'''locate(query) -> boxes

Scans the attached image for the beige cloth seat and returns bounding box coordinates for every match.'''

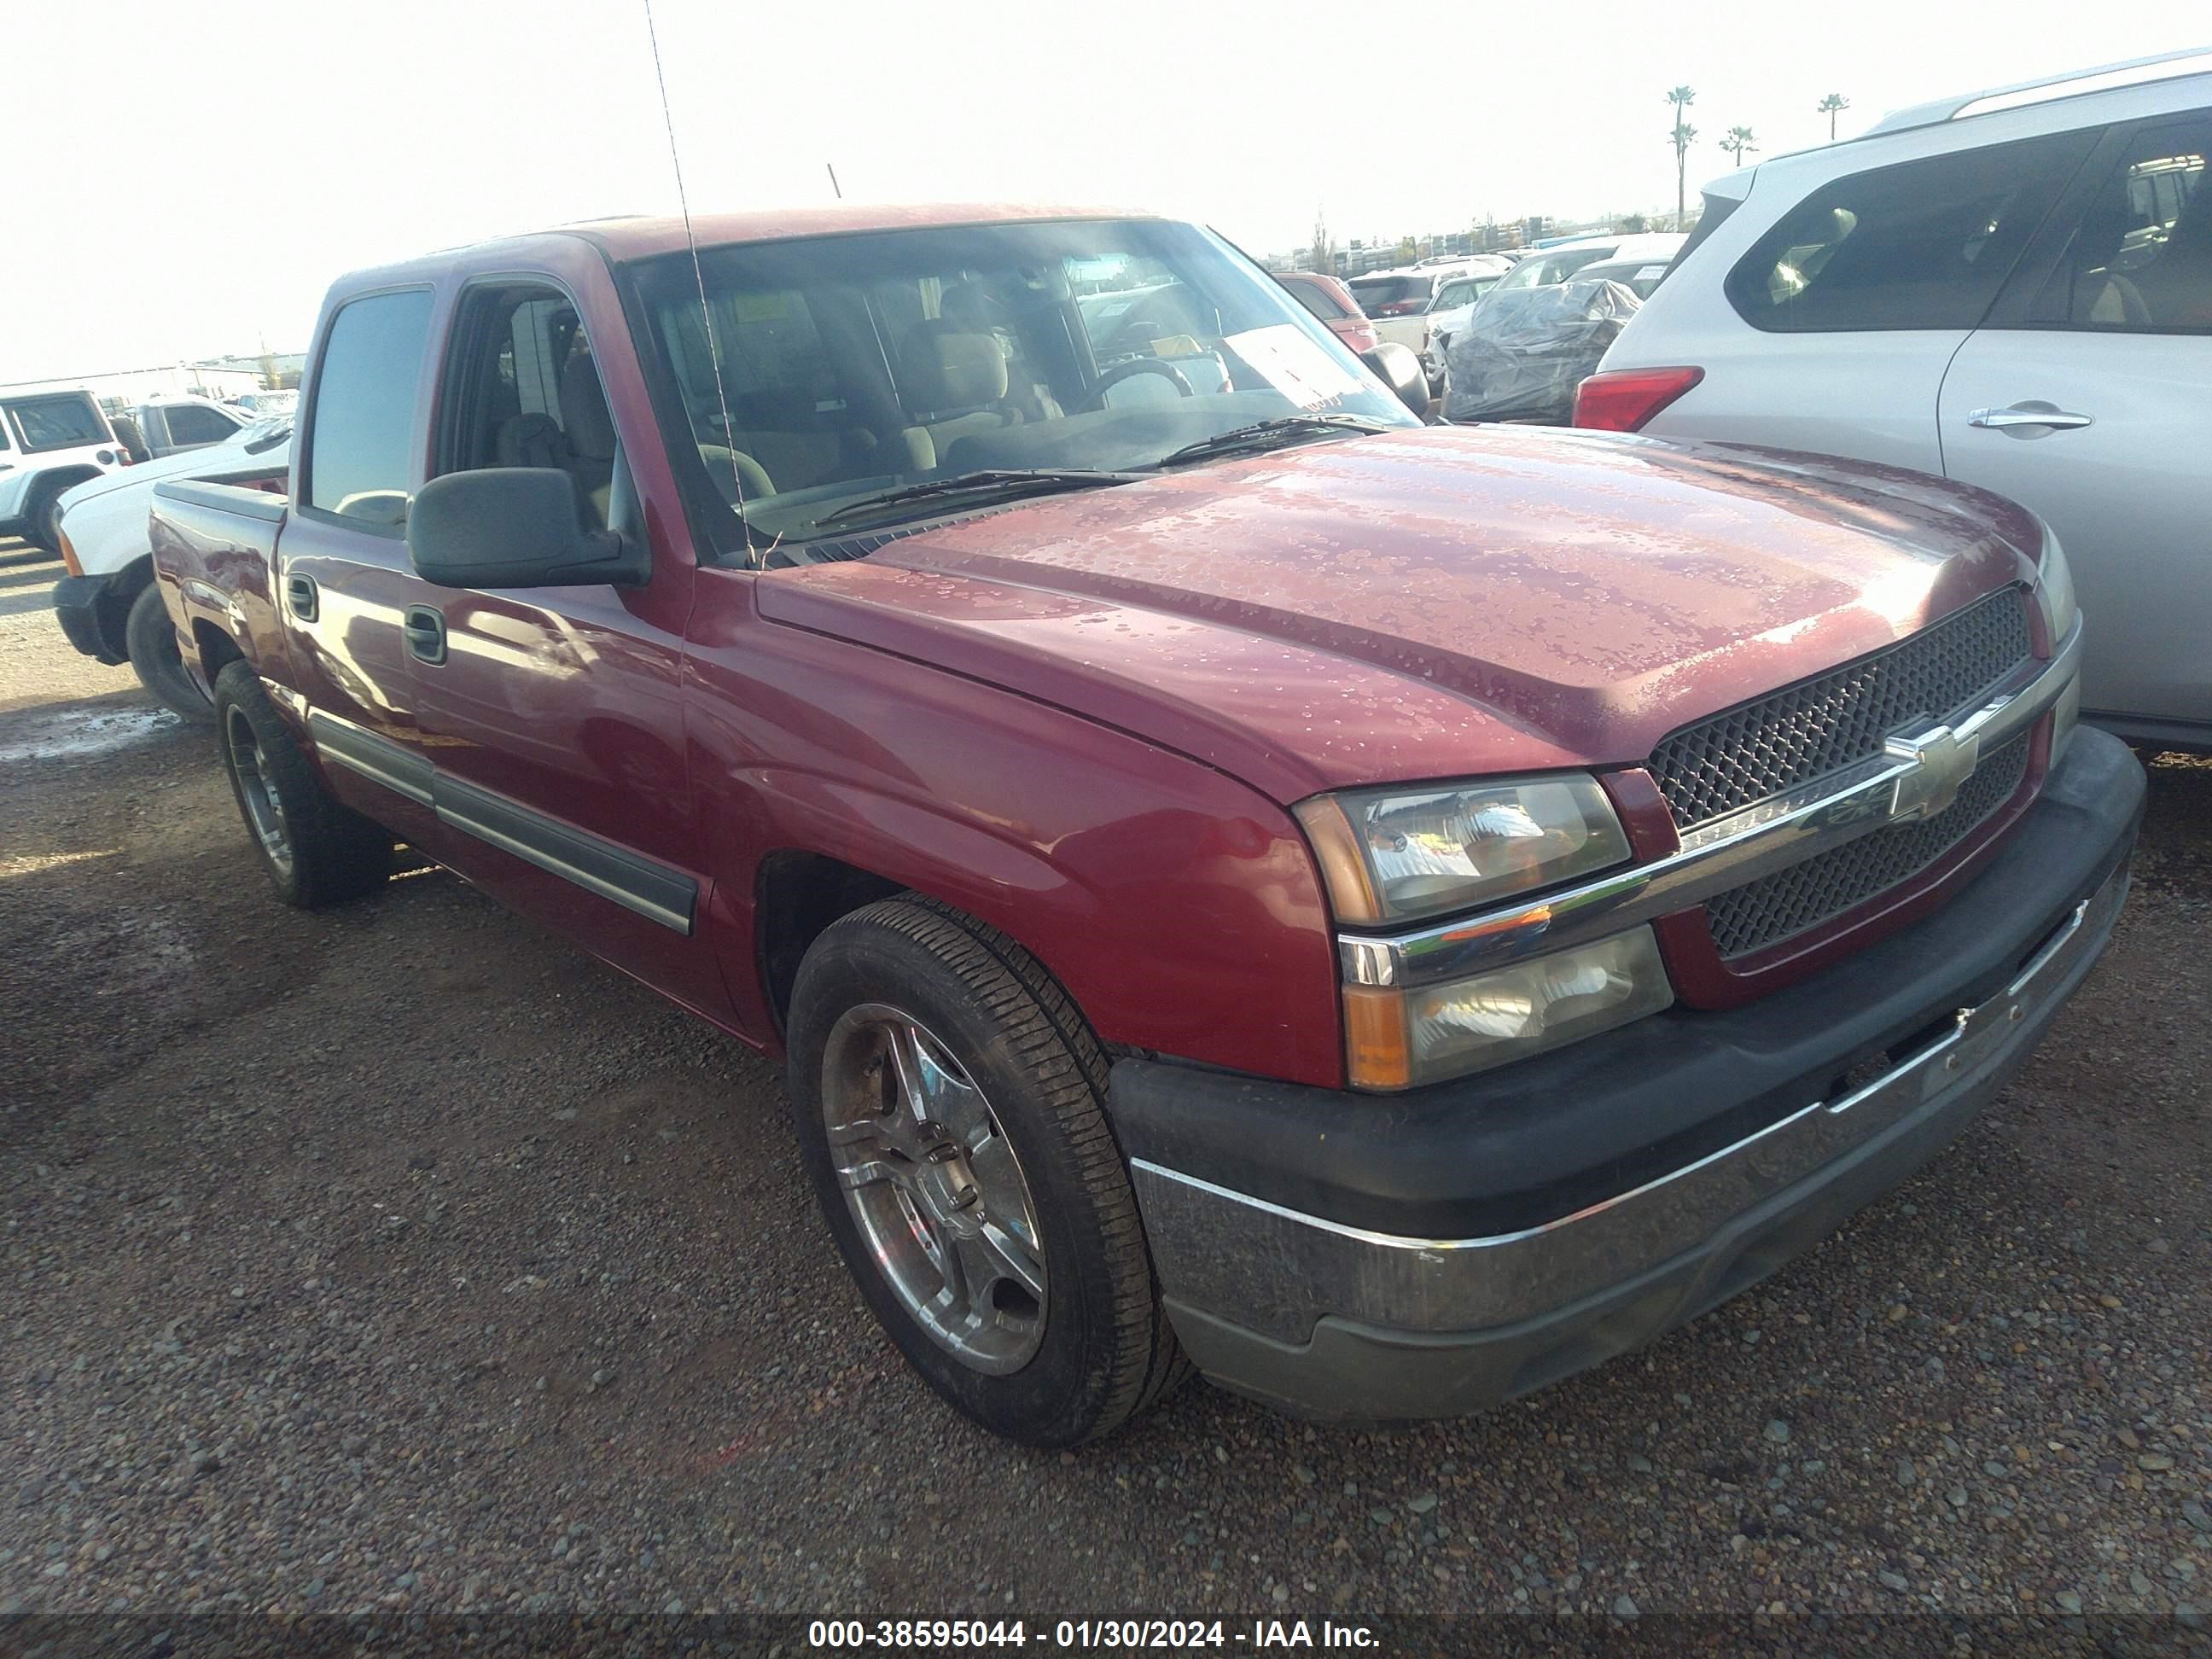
[897,322,1021,471]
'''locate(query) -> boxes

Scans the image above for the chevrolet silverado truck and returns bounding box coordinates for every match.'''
[149,205,2140,1447]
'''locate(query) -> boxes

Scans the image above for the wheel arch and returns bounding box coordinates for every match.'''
[753,849,939,1036]
[192,617,248,685]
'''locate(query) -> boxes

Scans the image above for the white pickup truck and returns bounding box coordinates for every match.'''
[49,417,291,717]
[0,387,128,551]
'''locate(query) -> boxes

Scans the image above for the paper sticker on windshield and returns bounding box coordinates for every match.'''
[1634,265,1668,282]
[1225,323,1365,409]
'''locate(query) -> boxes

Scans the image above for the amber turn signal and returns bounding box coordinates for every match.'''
[1342,985,1412,1091]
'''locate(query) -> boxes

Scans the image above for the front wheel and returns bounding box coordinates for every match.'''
[27,487,66,554]
[785,898,1189,1446]
[212,660,392,908]
[125,584,213,722]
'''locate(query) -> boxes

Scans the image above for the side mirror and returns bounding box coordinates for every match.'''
[1360,342,1430,419]
[406,468,648,589]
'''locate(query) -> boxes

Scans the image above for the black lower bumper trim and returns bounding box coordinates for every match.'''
[1107,726,2145,1240]
[52,573,125,664]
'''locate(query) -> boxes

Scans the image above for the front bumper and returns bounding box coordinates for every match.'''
[51,573,127,664]
[1111,727,2143,1419]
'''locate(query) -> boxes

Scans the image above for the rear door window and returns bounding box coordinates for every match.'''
[2028,115,2212,332]
[4,393,107,453]
[163,404,240,445]
[305,288,435,527]
[1726,129,2099,331]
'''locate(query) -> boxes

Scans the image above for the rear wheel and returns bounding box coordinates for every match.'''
[785,897,1189,1446]
[125,584,212,722]
[26,486,66,554]
[212,660,392,908]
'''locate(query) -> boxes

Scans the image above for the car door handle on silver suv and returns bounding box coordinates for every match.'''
[1967,402,2095,433]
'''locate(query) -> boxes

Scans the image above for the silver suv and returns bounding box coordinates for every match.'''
[1580,48,2212,754]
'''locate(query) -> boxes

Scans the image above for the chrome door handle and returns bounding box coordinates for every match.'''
[1967,403,2094,431]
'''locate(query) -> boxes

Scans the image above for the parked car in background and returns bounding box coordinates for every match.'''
[1349,264,1496,374]
[1488,232,1686,297]
[127,395,254,460]
[1444,276,1643,424]
[1418,269,1511,385]
[1275,271,1381,353]
[1569,255,1676,300]
[0,387,127,551]
[149,202,2128,1447]
[1578,47,2212,754]
[51,419,291,718]
[231,389,300,419]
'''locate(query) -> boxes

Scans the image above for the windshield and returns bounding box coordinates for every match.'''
[632,218,1414,554]
[1430,276,1499,310]
[1494,246,1617,291]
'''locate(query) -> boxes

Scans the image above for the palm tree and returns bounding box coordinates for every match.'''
[1818,92,1850,141]
[1722,125,1758,166]
[1665,86,1697,228]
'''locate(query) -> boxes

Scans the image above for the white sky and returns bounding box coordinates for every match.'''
[5,0,2203,383]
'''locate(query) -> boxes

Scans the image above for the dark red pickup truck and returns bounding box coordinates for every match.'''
[150,204,2139,1446]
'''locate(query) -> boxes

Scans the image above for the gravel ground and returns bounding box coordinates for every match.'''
[3,534,2209,1631]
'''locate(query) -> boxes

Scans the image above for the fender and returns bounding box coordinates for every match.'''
[687,600,1346,1088]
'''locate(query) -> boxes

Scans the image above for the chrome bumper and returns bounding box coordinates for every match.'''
[1133,859,2127,1351]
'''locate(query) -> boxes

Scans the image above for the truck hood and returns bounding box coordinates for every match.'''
[56,430,291,512]
[757,426,2043,806]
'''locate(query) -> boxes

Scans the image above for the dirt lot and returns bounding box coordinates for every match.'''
[3,533,2209,1629]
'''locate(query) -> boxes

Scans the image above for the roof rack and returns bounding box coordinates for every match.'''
[1864,46,2212,137]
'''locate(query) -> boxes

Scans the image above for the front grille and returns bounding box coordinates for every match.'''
[1649,587,2034,830]
[1704,732,2031,958]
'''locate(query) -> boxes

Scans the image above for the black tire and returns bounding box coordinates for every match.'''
[110,414,149,466]
[26,486,65,554]
[125,583,212,722]
[212,659,392,908]
[786,897,1190,1446]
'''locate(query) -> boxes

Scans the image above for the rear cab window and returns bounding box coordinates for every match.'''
[1348,274,1432,311]
[1726,129,2100,330]
[303,288,436,528]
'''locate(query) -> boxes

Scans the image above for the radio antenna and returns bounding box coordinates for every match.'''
[642,0,755,565]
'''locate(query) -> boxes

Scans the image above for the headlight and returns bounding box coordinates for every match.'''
[1294,773,1631,925]
[2033,524,2077,645]
[1344,928,1674,1089]
[2031,525,2081,765]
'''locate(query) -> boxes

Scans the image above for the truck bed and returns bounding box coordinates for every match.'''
[149,477,291,701]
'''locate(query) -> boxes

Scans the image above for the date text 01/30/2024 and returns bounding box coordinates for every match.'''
[806,1620,1382,1650]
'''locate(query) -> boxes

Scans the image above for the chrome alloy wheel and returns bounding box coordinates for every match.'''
[224,705,294,876]
[820,1004,1046,1373]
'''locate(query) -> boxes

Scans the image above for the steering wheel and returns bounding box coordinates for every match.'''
[1078,358,1196,412]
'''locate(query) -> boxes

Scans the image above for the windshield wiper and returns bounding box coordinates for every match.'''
[1150,414,1394,471]
[815,468,1140,529]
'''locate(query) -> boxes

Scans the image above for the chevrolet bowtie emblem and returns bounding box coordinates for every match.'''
[1883,724,1982,822]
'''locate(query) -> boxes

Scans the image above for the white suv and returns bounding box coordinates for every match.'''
[1578,48,2212,754]
[0,387,126,551]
